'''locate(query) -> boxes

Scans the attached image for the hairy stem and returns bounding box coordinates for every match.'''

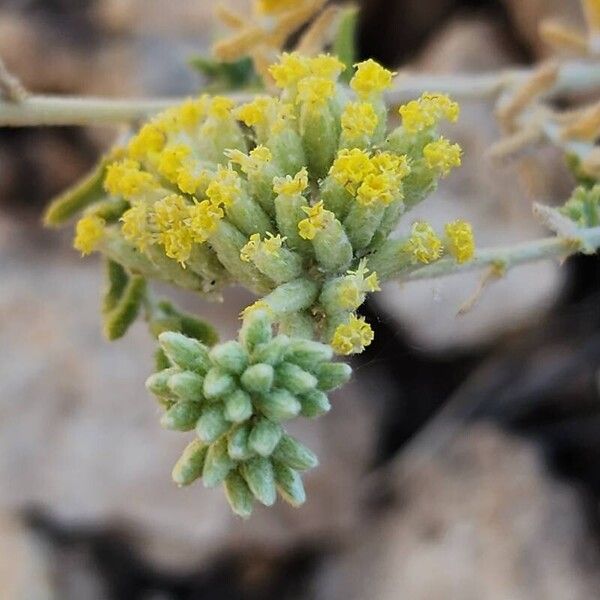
[388,226,600,283]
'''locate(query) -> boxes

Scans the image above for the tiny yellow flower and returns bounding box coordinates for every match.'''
[273,167,309,196]
[297,76,335,109]
[423,137,462,176]
[445,220,475,263]
[269,52,310,89]
[127,123,165,161]
[309,54,346,80]
[329,148,375,195]
[356,172,396,207]
[206,166,243,208]
[399,92,460,134]
[297,201,332,240]
[350,59,394,99]
[208,96,235,119]
[262,232,286,255]
[189,199,224,243]
[240,299,273,319]
[240,233,261,263]
[226,145,273,175]
[104,159,157,201]
[331,314,374,355]
[235,96,273,127]
[74,214,105,255]
[121,202,153,252]
[157,144,190,182]
[341,102,379,140]
[404,221,444,264]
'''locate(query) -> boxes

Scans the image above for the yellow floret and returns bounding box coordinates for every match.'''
[297,76,335,109]
[422,92,460,123]
[240,232,285,262]
[356,172,396,207]
[152,194,189,232]
[157,145,191,182]
[329,148,375,195]
[127,123,165,161]
[121,202,153,252]
[208,96,235,119]
[297,201,333,240]
[341,102,379,140]
[371,151,410,179]
[309,54,346,80]
[240,299,273,319]
[273,167,309,196]
[189,199,224,243]
[104,159,158,201]
[350,59,394,99]
[445,220,475,263]
[206,166,242,208]
[226,145,272,174]
[399,92,460,134]
[74,214,105,255]
[331,314,374,355]
[423,138,462,176]
[262,232,285,255]
[177,97,208,129]
[269,52,310,88]
[235,96,273,127]
[158,225,195,265]
[240,233,261,263]
[404,221,444,264]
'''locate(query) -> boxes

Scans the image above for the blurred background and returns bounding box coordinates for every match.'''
[2,0,600,598]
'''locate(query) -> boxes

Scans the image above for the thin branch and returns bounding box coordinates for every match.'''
[391,226,600,283]
[2,60,600,127]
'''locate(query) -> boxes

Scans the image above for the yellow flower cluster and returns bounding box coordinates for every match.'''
[240,232,286,262]
[445,220,475,263]
[398,92,460,134]
[74,214,105,255]
[423,138,463,176]
[404,221,444,264]
[273,168,309,196]
[350,59,395,99]
[298,201,333,239]
[330,148,410,206]
[331,314,375,355]
[338,261,381,310]
[226,146,273,174]
[341,102,379,140]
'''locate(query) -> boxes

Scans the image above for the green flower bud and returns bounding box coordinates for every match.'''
[278,312,315,339]
[159,332,211,373]
[299,389,331,418]
[272,434,318,471]
[343,202,385,250]
[160,401,202,432]
[315,362,352,391]
[239,308,272,351]
[172,439,207,486]
[254,388,301,422]
[241,363,274,394]
[320,176,352,221]
[225,191,273,238]
[299,103,339,179]
[248,418,283,457]
[227,423,253,461]
[276,362,318,395]
[268,129,306,176]
[261,278,319,314]
[145,367,178,398]
[203,437,235,488]
[273,461,306,507]
[241,456,276,506]
[224,388,253,423]
[224,470,254,519]
[209,341,248,374]
[274,193,313,255]
[251,335,290,366]
[203,367,237,400]
[196,404,230,444]
[312,218,353,273]
[168,371,205,402]
[285,339,333,371]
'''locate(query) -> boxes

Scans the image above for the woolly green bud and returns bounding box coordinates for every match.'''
[241,456,276,506]
[274,193,312,255]
[203,367,237,400]
[261,278,319,314]
[168,371,205,402]
[240,308,272,351]
[224,470,254,518]
[241,363,274,394]
[159,332,211,373]
[343,202,385,250]
[209,341,248,374]
[145,367,178,398]
[273,461,306,507]
[224,388,253,423]
[320,176,352,221]
[255,388,301,422]
[161,401,202,431]
[299,389,331,418]
[251,335,290,366]
[203,437,234,488]
[276,362,318,395]
[268,129,306,176]
[227,423,253,461]
[312,217,353,273]
[172,439,207,486]
[196,405,230,443]
[248,418,283,457]
[272,434,318,471]
[225,192,272,238]
[285,339,333,371]
[299,100,339,179]
[278,312,315,339]
[315,362,352,391]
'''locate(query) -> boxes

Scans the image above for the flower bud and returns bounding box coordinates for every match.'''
[299,389,331,418]
[254,388,301,422]
[159,332,211,373]
[160,400,202,431]
[168,371,205,402]
[241,363,274,394]
[248,418,283,457]
[209,341,248,374]
[203,438,235,488]
[172,439,207,486]
[272,434,318,470]
[224,470,254,518]
[273,461,306,507]
[241,456,276,506]
[196,405,230,443]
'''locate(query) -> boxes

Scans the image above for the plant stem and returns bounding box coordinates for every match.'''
[2,61,600,127]
[390,226,600,283]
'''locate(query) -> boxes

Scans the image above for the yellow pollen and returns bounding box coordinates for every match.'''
[104,159,158,201]
[331,314,374,355]
[329,148,374,195]
[298,201,332,240]
[240,233,261,263]
[127,123,165,161]
[269,52,310,88]
[404,221,444,264]
[189,199,224,243]
[273,167,309,196]
[423,138,462,176]
[445,220,475,263]
[356,172,396,207]
[399,92,460,134]
[341,102,379,139]
[74,214,105,255]
[350,59,394,99]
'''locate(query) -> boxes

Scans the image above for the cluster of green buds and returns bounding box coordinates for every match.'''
[63,52,473,356]
[146,308,351,517]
